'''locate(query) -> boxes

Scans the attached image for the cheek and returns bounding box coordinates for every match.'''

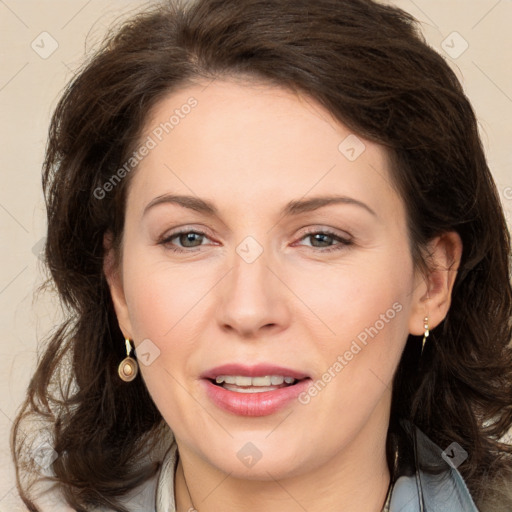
[120,252,214,427]
[290,247,413,345]
[119,248,214,401]
[122,237,414,372]
[293,252,413,408]
[122,244,215,340]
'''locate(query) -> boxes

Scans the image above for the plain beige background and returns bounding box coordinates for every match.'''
[1,1,511,510]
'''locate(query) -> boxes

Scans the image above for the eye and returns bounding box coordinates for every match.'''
[158,229,211,253]
[294,229,353,253]
[158,228,352,254]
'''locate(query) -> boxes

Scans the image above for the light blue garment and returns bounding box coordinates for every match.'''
[388,421,480,511]
[390,472,479,511]
[119,421,480,511]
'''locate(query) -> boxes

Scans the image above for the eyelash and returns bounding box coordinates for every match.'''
[158,228,353,254]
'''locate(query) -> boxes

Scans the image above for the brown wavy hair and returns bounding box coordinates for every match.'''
[12,0,512,510]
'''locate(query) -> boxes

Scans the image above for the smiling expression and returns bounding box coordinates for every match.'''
[106,78,427,480]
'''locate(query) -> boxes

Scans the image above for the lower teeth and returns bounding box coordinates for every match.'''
[222,383,289,393]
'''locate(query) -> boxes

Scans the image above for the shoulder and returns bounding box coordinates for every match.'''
[389,469,480,511]
[114,440,179,512]
[30,441,178,512]
[27,439,178,512]
[389,421,480,512]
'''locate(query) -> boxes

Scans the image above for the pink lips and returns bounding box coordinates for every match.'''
[200,363,309,381]
[200,363,311,417]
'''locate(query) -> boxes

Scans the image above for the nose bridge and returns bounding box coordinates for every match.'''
[217,235,288,335]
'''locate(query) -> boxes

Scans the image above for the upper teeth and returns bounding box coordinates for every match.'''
[215,375,296,386]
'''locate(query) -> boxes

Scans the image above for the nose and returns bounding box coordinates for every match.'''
[216,246,291,338]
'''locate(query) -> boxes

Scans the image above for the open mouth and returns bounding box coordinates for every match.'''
[208,375,308,393]
[202,372,312,416]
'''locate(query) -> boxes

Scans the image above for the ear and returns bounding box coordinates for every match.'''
[103,231,134,339]
[408,231,463,335]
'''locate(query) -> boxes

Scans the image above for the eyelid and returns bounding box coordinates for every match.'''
[158,226,215,246]
[295,225,352,241]
[158,224,353,254]
[291,226,353,252]
[157,226,351,243]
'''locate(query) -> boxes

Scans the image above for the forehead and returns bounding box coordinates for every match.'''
[126,79,402,222]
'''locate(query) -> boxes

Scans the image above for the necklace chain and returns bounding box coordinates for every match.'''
[179,456,197,511]
[178,455,393,512]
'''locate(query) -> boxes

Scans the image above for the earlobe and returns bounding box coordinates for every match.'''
[103,232,134,339]
[408,231,463,336]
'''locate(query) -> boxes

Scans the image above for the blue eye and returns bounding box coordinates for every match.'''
[296,230,352,253]
[159,230,210,252]
[158,228,352,254]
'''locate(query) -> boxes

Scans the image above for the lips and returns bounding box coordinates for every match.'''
[200,363,310,381]
[199,363,312,416]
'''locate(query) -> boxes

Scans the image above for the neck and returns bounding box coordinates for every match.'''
[174,410,392,512]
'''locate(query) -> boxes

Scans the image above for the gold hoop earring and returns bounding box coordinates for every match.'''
[118,338,138,382]
[421,317,429,354]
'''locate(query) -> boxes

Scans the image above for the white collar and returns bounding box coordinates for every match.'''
[152,425,480,512]
[155,441,179,512]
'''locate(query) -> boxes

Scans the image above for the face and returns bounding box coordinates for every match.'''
[107,78,433,480]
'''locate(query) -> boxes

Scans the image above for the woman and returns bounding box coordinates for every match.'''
[12,0,512,510]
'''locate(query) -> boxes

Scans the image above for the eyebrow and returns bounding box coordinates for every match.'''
[142,194,377,218]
